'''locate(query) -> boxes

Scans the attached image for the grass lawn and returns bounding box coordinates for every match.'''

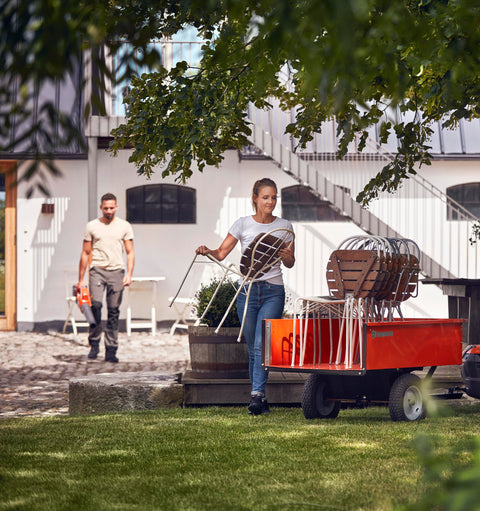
[1,404,480,511]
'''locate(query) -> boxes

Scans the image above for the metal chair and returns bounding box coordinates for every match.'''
[168,297,195,335]
[170,227,295,342]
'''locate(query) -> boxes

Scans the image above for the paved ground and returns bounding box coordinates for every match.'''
[0,328,190,419]
[1,328,478,419]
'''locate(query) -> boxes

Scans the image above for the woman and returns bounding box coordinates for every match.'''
[196,178,295,415]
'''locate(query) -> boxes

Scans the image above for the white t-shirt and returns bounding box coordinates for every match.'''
[84,217,134,270]
[228,216,294,285]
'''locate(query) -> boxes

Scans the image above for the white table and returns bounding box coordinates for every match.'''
[125,277,165,337]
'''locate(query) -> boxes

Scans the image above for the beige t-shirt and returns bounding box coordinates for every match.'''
[84,217,134,270]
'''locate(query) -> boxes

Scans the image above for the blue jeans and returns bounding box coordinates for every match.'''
[236,281,285,396]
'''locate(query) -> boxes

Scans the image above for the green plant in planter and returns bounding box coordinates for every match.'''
[194,278,240,328]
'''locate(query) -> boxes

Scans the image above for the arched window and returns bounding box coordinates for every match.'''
[281,185,347,222]
[126,184,196,224]
[447,183,480,220]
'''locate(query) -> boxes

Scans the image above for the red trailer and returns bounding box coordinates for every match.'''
[261,235,474,421]
[263,311,465,421]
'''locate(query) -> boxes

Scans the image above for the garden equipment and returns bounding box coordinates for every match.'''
[74,284,96,329]
[263,235,468,422]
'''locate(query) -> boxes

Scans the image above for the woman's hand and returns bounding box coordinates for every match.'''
[195,234,238,261]
[278,243,295,268]
[195,245,211,256]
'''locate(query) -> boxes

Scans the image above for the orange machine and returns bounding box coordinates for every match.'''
[263,315,465,422]
[264,317,463,373]
[74,285,97,329]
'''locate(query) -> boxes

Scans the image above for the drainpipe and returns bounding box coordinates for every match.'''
[87,136,98,220]
[84,46,98,221]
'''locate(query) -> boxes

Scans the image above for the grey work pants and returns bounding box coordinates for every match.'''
[88,267,125,348]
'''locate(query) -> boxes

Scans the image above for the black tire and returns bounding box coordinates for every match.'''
[388,373,426,422]
[302,374,340,420]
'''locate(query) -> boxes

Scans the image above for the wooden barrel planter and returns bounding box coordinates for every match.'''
[188,325,249,379]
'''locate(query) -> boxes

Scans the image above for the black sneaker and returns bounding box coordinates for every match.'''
[248,395,263,415]
[248,395,270,415]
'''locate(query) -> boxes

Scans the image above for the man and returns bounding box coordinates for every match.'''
[77,193,135,362]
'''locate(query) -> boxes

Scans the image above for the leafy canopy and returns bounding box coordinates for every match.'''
[1,0,163,194]
[110,0,480,205]
[4,0,480,202]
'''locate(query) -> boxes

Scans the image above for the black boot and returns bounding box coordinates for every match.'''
[248,395,270,415]
[105,346,119,363]
[88,341,99,359]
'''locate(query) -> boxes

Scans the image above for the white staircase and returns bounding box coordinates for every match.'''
[246,109,479,280]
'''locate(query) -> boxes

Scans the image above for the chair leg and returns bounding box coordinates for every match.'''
[63,300,75,334]
[151,305,156,336]
[197,272,230,326]
[71,317,78,336]
[126,306,132,338]
[215,278,245,335]
[235,278,252,342]
[170,303,183,335]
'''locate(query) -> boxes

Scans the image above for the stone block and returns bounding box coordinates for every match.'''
[69,372,183,416]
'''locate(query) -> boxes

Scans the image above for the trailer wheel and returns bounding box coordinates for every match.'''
[389,373,426,422]
[302,374,340,420]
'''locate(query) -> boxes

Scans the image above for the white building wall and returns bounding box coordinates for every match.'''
[16,148,451,330]
[421,159,480,190]
[17,160,89,329]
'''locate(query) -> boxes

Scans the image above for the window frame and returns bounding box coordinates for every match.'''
[126,184,196,224]
[281,184,348,222]
[446,182,480,221]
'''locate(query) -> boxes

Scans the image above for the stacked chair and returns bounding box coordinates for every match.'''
[325,236,420,321]
[293,236,421,369]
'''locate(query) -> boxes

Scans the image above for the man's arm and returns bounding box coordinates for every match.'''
[123,239,135,286]
[77,240,92,288]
